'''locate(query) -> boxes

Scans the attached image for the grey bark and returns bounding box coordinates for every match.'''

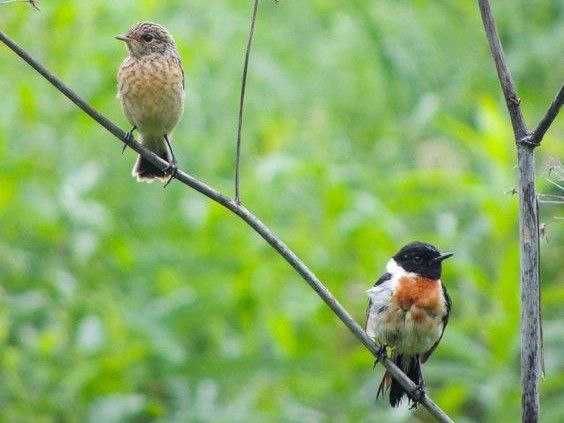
[476,1,561,422]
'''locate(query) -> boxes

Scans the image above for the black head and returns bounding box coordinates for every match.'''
[393,241,453,279]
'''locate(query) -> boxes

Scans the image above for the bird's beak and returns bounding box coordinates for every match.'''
[434,252,454,263]
[115,34,129,42]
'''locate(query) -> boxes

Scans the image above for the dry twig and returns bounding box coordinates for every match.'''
[0,0,39,11]
[234,0,260,204]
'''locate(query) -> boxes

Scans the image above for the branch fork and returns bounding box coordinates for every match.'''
[476,1,561,421]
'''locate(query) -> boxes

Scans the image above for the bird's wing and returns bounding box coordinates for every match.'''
[365,272,393,330]
[421,283,451,363]
[174,55,185,90]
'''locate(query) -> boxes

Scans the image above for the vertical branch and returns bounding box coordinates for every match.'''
[235,0,260,204]
[475,1,555,422]
[516,145,542,423]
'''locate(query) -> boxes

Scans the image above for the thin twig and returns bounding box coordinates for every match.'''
[538,200,564,205]
[0,30,453,423]
[0,0,39,10]
[538,194,564,201]
[545,178,564,192]
[530,85,564,145]
[235,0,260,204]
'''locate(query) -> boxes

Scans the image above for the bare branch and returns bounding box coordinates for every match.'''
[0,30,453,422]
[476,0,528,141]
[235,0,260,204]
[545,178,564,192]
[538,200,564,205]
[477,0,561,149]
[0,0,39,10]
[476,1,543,421]
[530,85,564,145]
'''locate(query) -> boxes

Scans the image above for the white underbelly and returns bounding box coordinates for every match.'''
[122,87,184,137]
[370,306,442,355]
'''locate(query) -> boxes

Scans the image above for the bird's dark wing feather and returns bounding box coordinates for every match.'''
[179,59,185,90]
[364,272,392,329]
[374,272,393,287]
[422,284,451,363]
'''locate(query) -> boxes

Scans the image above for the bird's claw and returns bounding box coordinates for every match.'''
[375,345,387,365]
[162,133,177,188]
[122,126,137,154]
[377,345,387,357]
[408,384,426,409]
[163,162,177,188]
[372,346,387,369]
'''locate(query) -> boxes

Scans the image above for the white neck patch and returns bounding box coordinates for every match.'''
[386,258,416,278]
[366,259,420,297]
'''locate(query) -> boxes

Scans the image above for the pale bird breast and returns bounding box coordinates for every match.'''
[118,55,184,102]
[117,54,185,135]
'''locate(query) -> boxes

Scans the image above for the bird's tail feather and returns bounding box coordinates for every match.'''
[377,355,423,407]
[132,138,172,183]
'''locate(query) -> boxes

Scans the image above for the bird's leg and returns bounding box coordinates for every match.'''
[373,345,388,370]
[409,371,425,409]
[122,125,137,154]
[408,368,426,409]
[408,384,426,409]
[374,345,387,367]
[163,134,177,187]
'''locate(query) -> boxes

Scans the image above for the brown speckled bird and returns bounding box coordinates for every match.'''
[116,22,185,183]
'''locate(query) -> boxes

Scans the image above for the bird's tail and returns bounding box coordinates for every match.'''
[377,354,423,407]
[132,137,172,183]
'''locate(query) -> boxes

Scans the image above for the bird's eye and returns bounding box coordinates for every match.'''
[413,256,422,264]
[141,33,154,42]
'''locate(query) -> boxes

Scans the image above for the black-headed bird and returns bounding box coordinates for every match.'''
[365,241,452,407]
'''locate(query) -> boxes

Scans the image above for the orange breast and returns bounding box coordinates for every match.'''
[394,275,442,314]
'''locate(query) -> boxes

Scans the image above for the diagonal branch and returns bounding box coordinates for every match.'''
[235,0,260,204]
[0,30,453,423]
[476,0,561,148]
[530,85,564,146]
[476,0,528,141]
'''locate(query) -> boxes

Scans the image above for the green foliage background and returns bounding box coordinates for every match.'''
[0,1,562,421]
